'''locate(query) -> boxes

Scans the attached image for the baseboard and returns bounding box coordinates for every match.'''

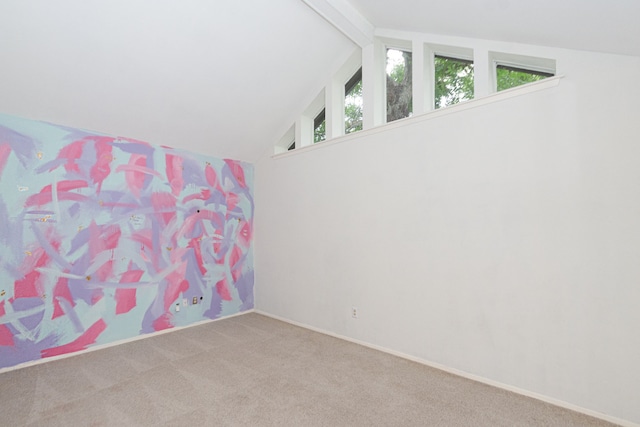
[255,310,637,427]
[0,309,254,375]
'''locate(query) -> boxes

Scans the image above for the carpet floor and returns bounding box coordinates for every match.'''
[0,312,617,426]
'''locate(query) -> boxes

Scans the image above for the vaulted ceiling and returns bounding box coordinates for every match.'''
[348,0,640,57]
[1,1,638,163]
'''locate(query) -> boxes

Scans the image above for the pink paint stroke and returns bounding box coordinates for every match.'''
[52,277,75,320]
[230,245,243,282]
[152,313,173,331]
[86,223,120,283]
[229,245,242,269]
[90,138,113,193]
[216,278,233,301]
[25,180,89,207]
[0,301,9,345]
[188,238,207,275]
[0,324,14,347]
[115,289,137,315]
[226,192,239,212]
[151,191,177,225]
[0,301,16,347]
[163,261,188,311]
[41,319,107,358]
[176,209,222,241]
[115,163,162,178]
[237,220,252,249]
[14,248,50,299]
[115,269,144,315]
[165,154,184,196]
[225,159,246,188]
[205,164,219,189]
[182,188,210,204]
[55,139,85,173]
[0,143,11,180]
[117,154,147,198]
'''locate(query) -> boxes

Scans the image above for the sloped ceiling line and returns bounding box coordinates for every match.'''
[302,0,374,47]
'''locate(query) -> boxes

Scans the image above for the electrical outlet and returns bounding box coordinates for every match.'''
[192,297,198,305]
[351,306,358,319]
[182,298,188,307]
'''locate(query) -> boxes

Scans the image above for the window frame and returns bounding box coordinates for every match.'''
[313,108,326,143]
[384,45,414,123]
[489,52,556,93]
[344,67,363,134]
[433,54,475,110]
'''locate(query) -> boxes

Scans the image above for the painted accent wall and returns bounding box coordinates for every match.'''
[0,114,254,369]
[254,42,640,424]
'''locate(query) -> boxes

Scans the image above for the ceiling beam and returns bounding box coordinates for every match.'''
[302,0,374,48]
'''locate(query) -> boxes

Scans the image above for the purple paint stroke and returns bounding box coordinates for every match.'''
[0,333,58,369]
[11,296,44,312]
[180,157,208,188]
[220,163,245,192]
[151,219,161,268]
[24,210,56,215]
[110,141,155,157]
[183,252,206,295]
[206,188,227,208]
[203,285,223,319]
[0,198,10,244]
[30,223,73,271]
[236,270,254,311]
[10,298,45,331]
[140,279,170,334]
[82,280,158,289]
[35,158,67,174]
[66,255,96,305]
[1,210,27,272]
[57,297,84,334]
[67,228,91,257]
[0,125,37,167]
[50,122,95,141]
[68,202,81,217]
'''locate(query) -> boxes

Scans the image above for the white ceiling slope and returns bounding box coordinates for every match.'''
[348,0,640,57]
[0,0,356,162]
[1,1,638,163]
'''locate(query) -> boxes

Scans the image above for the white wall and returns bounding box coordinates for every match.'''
[254,42,640,424]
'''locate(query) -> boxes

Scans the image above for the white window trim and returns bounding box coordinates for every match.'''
[275,124,295,154]
[426,44,475,111]
[275,34,561,155]
[380,37,412,124]
[489,51,556,93]
[273,74,562,159]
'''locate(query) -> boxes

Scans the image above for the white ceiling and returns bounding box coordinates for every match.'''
[0,0,355,162]
[1,1,638,163]
[348,0,640,57]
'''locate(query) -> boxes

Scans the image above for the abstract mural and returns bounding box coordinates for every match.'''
[0,114,254,369]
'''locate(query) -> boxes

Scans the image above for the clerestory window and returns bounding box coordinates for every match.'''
[434,55,474,109]
[314,109,326,142]
[345,68,363,134]
[386,48,412,122]
[496,64,554,91]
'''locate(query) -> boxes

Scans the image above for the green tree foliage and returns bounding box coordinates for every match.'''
[345,80,363,134]
[339,54,547,135]
[435,56,474,109]
[386,50,412,122]
[314,120,326,142]
[496,68,547,91]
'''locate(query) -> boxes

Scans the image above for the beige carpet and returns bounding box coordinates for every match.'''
[0,312,617,426]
